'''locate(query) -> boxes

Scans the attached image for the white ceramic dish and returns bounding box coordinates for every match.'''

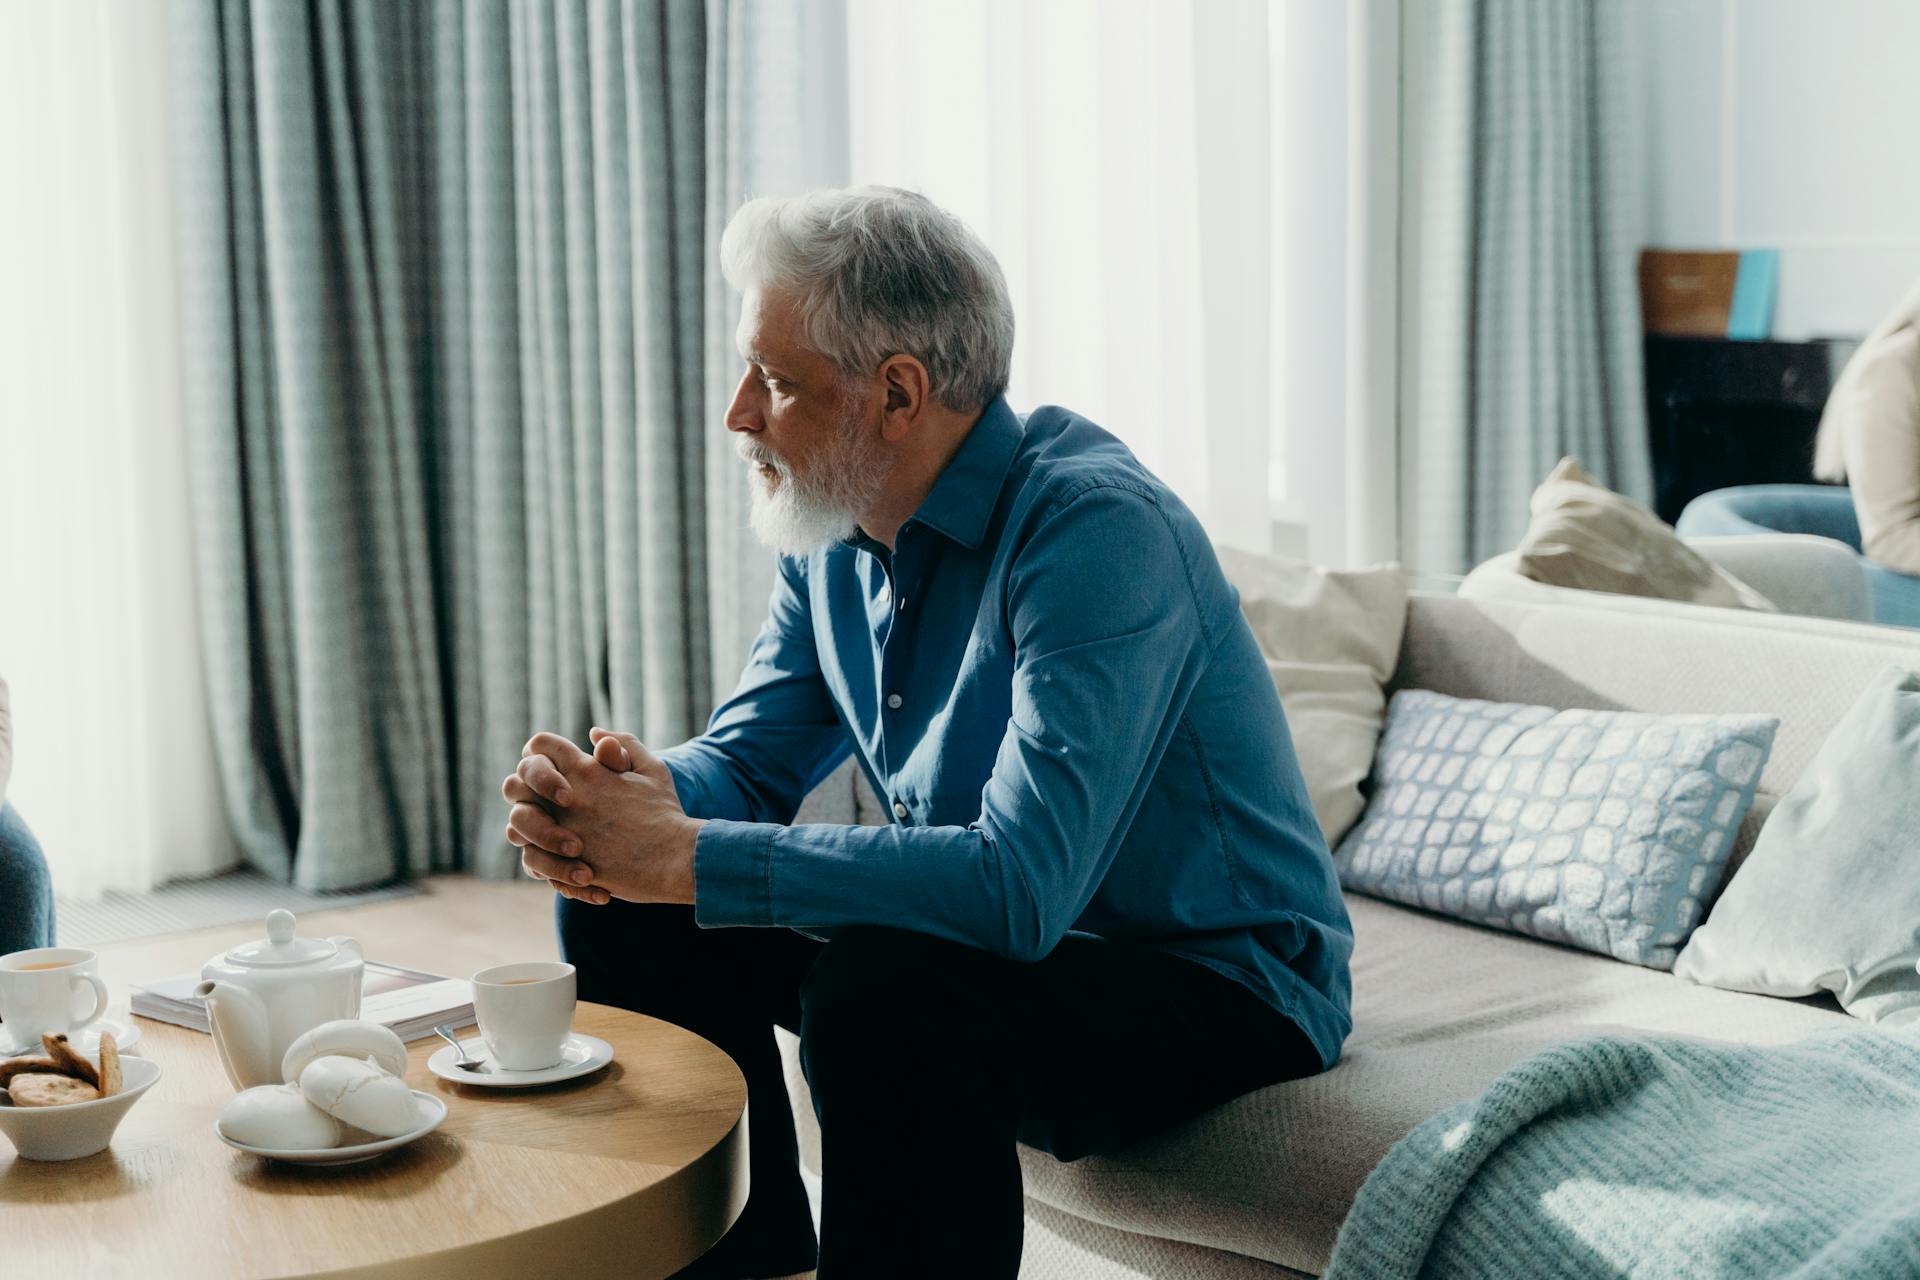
[0,1053,162,1161]
[216,1090,447,1165]
[426,1032,613,1088]
[1,1013,144,1058]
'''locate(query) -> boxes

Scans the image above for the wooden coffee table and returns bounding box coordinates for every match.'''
[1,1002,749,1278]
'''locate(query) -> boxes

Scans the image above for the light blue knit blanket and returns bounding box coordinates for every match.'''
[1325,1029,1920,1279]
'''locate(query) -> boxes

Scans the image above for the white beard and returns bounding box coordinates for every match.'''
[740,412,891,557]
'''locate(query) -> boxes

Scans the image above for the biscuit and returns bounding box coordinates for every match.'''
[0,1055,62,1088]
[9,1072,101,1107]
[98,1032,121,1098]
[42,1033,101,1088]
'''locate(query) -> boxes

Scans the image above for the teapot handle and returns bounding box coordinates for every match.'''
[329,935,364,961]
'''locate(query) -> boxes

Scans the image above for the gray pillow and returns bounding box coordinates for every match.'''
[1335,689,1779,968]
[1673,666,1920,1022]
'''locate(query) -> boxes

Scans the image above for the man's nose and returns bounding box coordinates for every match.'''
[724,370,763,434]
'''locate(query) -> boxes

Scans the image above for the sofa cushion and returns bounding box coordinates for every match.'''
[1675,664,1920,1023]
[1512,457,1774,610]
[1216,549,1409,845]
[1332,690,1777,968]
[1017,893,1854,1276]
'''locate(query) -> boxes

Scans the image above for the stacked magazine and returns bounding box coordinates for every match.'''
[132,961,475,1043]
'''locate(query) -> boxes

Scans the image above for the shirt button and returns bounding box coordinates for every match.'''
[892,800,909,820]
[886,692,903,710]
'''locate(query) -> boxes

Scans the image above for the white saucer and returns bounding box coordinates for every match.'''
[216,1091,447,1165]
[426,1032,613,1088]
[1,1014,144,1058]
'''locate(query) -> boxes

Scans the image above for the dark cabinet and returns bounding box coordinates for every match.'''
[1644,335,1858,524]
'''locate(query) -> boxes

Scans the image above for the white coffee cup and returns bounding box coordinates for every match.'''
[471,961,576,1071]
[0,948,110,1050]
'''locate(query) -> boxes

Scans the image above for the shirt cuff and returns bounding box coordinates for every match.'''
[692,819,779,926]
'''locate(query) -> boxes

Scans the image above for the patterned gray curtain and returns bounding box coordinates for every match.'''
[1407,0,1653,575]
[167,0,842,890]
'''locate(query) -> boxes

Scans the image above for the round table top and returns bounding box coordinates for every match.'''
[2,1003,748,1279]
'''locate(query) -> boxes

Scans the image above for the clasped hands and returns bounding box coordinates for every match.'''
[501,727,701,907]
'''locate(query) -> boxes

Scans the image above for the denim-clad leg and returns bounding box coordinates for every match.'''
[556,896,824,1279]
[0,802,54,955]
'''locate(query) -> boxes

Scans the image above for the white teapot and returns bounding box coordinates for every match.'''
[195,909,365,1090]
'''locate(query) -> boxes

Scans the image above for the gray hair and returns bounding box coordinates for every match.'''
[720,186,1015,412]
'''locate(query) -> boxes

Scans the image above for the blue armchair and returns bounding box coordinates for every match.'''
[0,802,54,955]
[1677,486,1920,629]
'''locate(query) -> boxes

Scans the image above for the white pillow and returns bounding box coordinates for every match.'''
[1217,549,1409,846]
[1673,665,1920,1023]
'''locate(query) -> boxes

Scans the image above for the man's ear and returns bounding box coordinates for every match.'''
[878,354,931,443]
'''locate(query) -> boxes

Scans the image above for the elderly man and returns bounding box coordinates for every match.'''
[504,187,1352,1280]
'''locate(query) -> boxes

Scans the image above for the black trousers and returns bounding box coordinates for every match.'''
[556,899,1322,1279]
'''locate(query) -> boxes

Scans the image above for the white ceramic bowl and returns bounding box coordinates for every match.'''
[0,1055,161,1160]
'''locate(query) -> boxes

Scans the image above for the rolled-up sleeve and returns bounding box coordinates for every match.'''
[694,487,1220,961]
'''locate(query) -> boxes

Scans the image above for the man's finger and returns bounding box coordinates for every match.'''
[516,753,574,807]
[551,879,610,906]
[522,845,596,885]
[591,727,663,778]
[507,802,580,857]
[502,772,541,806]
[538,871,605,904]
[521,730,594,769]
[592,735,632,772]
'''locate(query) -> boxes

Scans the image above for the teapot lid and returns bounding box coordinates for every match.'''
[223,909,340,968]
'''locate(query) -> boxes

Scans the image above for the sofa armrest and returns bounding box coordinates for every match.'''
[1460,540,1873,624]
[1685,535,1872,623]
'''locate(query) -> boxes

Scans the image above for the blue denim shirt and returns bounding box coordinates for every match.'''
[666,398,1353,1068]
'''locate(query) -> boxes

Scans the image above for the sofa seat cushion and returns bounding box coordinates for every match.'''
[1017,893,1853,1276]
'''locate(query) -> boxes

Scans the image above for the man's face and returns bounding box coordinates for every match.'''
[726,287,891,555]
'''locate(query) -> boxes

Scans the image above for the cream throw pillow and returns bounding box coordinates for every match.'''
[1812,277,1920,576]
[1516,457,1775,610]
[1217,549,1409,846]
[1673,665,1920,1024]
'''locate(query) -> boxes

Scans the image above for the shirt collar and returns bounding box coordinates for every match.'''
[903,396,1023,550]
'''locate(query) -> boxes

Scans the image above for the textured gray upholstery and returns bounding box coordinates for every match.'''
[1021,1197,1313,1279]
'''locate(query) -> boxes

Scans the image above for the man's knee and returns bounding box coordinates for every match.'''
[797,927,995,1094]
[554,897,702,1009]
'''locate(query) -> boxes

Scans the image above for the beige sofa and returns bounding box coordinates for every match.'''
[784,583,1920,1277]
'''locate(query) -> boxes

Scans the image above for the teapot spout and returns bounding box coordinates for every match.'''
[196,978,274,1089]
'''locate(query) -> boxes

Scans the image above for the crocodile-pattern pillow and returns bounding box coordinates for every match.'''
[1333,690,1779,968]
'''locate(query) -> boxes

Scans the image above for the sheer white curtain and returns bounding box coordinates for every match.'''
[0,0,233,897]
[846,0,1284,553]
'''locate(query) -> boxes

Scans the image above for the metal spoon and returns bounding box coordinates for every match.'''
[433,1023,487,1072]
